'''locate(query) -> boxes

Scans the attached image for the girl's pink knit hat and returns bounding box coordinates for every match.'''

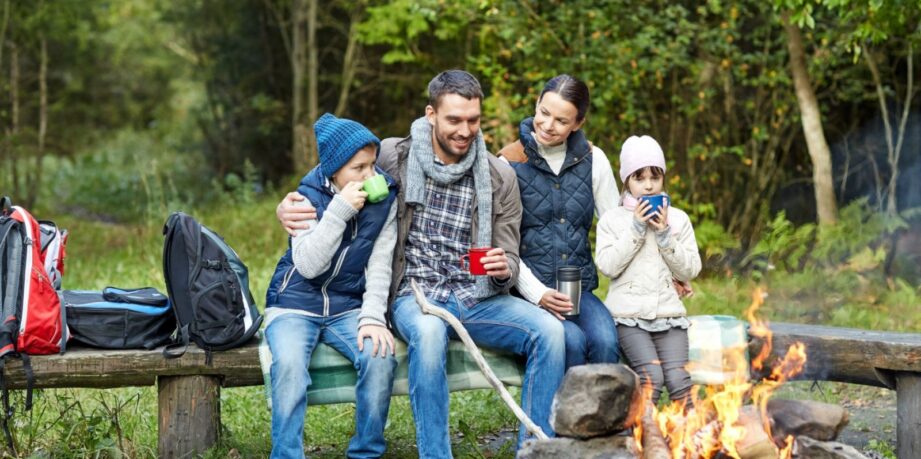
[619,135,666,183]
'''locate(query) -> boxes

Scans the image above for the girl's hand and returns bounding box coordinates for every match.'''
[358,324,395,357]
[633,199,656,226]
[539,289,573,321]
[340,181,368,211]
[649,204,669,233]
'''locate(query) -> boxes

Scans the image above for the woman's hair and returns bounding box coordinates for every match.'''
[539,74,591,122]
[627,166,666,186]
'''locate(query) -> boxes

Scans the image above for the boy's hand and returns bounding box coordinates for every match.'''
[340,181,368,211]
[358,324,396,357]
[277,192,318,236]
[481,247,511,280]
[539,289,573,321]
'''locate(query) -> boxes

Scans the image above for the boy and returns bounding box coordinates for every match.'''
[264,113,398,459]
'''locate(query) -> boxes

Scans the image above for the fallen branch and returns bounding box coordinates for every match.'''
[641,404,671,459]
[410,279,548,440]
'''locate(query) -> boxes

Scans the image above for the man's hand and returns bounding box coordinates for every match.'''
[481,247,511,280]
[538,289,573,321]
[277,191,317,236]
[357,324,396,358]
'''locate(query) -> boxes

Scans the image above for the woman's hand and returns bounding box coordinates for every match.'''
[276,192,317,236]
[539,289,573,321]
[340,181,368,211]
[357,324,395,357]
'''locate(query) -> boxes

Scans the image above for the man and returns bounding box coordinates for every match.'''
[277,70,565,458]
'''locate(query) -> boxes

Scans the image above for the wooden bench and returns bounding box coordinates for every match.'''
[0,322,917,458]
[749,322,921,459]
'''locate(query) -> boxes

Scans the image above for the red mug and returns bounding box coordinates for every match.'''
[460,247,491,276]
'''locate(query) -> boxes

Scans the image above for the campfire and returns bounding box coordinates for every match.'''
[634,288,808,459]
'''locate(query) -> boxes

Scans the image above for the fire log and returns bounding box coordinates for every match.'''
[641,404,671,459]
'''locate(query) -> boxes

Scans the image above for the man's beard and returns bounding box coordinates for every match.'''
[435,128,472,158]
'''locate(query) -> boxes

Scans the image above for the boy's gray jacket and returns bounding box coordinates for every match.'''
[377,136,523,306]
[595,206,701,320]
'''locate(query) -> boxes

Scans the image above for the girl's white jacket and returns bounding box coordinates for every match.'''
[595,206,702,320]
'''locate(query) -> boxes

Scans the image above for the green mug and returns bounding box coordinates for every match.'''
[362,174,389,203]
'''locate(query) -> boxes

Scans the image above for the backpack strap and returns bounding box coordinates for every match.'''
[162,324,190,359]
[20,355,33,411]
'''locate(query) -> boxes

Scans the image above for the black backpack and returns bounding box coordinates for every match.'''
[63,287,175,350]
[162,212,262,361]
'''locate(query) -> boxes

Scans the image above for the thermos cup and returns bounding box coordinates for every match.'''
[556,266,582,316]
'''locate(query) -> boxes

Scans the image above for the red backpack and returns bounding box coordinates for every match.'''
[0,196,68,452]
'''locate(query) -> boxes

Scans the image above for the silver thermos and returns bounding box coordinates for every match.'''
[556,266,581,316]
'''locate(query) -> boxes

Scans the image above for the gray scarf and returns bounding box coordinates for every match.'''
[406,117,495,296]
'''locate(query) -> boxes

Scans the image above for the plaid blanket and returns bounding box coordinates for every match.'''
[259,314,749,407]
[259,337,525,407]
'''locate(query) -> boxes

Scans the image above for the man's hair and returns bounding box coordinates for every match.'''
[427,70,483,109]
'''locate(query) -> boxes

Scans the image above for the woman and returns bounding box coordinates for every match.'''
[498,74,620,369]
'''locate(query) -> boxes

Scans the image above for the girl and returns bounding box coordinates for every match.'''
[264,113,398,458]
[498,74,620,369]
[595,135,701,405]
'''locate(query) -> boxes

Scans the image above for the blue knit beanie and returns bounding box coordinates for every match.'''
[315,113,381,179]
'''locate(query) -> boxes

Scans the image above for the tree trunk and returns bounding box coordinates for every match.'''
[291,0,309,173]
[334,10,360,117]
[783,15,838,225]
[27,36,48,208]
[305,0,318,168]
[9,40,20,199]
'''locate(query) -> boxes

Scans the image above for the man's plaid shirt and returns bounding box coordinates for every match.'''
[397,171,480,308]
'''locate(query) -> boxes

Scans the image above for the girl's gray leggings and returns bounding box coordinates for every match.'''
[616,324,693,405]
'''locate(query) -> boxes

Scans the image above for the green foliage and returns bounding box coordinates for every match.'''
[742,211,816,279]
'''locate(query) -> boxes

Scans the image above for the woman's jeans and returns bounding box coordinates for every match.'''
[391,293,565,459]
[266,309,397,459]
[561,291,620,368]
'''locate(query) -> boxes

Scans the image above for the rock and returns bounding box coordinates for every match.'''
[550,364,643,438]
[767,399,849,442]
[518,434,638,459]
[795,436,869,459]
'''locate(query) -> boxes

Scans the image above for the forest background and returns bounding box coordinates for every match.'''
[0,0,919,457]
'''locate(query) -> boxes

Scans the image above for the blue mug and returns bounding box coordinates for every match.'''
[639,194,669,217]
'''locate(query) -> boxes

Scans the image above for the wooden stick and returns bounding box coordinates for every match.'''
[410,280,549,440]
[641,404,671,459]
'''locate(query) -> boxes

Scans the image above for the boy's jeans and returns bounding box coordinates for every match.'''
[266,309,397,459]
[561,291,620,369]
[391,293,566,459]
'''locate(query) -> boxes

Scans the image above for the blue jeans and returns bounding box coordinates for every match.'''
[561,291,620,369]
[266,309,397,459]
[391,293,565,458]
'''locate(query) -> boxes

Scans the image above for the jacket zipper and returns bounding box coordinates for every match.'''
[278,266,297,294]
[322,246,350,316]
[321,219,357,316]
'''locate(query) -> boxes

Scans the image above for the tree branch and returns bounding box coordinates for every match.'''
[409,280,549,441]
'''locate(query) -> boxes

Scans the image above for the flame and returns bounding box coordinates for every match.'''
[632,287,808,458]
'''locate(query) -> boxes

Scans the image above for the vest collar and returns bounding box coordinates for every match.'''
[518,117,592,174]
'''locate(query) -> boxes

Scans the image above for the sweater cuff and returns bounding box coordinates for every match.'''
[655,226,672,248]
[631,218,647,238]
[328,194,360,221]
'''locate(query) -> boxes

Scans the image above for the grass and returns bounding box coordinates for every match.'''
[8,192,916,457]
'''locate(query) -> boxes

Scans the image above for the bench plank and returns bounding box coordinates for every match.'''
[748,322,921,388]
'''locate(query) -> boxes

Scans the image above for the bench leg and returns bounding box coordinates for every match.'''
[157,375,221,458]
[897,372,921,459]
